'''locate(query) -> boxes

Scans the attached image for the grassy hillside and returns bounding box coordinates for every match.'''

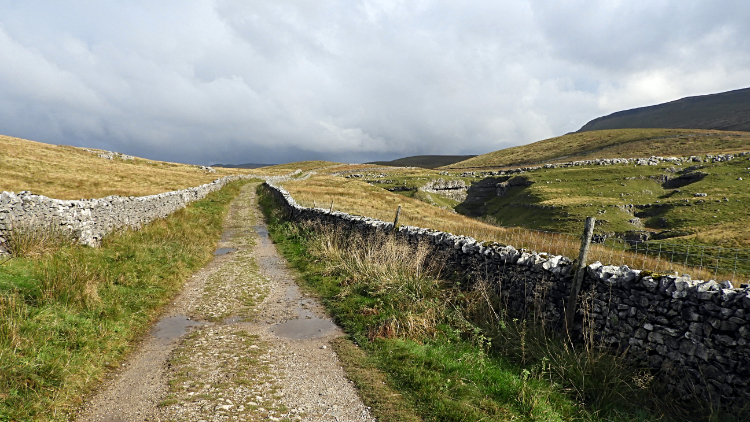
[0,135,245,199]
[579,87,750,132]
[246,160,343,176]
[455,158,750,246]
[280,173,482,227]
[211,162,275,169]
[275,148,750,281]
[446,129,750,169]
[368,154,476,169]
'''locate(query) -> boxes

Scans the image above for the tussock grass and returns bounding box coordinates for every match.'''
[305,223,450,340]
[3,218,76,258]
[0,180,250,421]
[0,134,246,199]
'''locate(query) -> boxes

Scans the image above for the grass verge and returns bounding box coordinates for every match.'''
[0,179,252,421]
[329,337,423,422]
[258,183,747,422]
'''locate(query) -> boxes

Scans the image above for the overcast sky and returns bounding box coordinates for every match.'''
[1,1,749,165]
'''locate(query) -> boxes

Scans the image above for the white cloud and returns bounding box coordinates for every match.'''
[0,0,748,164]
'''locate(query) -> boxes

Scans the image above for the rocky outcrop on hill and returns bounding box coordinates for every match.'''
[496,176,533,197]
[418,178,468,201]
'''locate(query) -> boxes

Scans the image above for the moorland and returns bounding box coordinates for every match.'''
[3,123,750,421]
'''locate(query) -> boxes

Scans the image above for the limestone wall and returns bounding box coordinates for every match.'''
[0,175,262,252]
[265,180,750,404]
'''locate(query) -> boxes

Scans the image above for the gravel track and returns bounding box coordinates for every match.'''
[75,183,374,422]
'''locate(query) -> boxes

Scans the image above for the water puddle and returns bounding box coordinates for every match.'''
[153,315,204,339]
[253,225,271,245]
[214,247,237,255]
[220,230,234,242]
[270,283,338,340]
[270,310,338,340]
[223,316,245,324]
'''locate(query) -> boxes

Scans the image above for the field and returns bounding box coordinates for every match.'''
[264,132,750,282]
[260,186,737,422]
[0,135,247,199]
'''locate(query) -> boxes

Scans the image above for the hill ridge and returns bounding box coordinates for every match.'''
[578,86,750,132]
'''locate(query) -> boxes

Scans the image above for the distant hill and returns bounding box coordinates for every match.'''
[445,128,750,169]
[211,163,275,169]
[578,87,750,132]
[368,155,476,169]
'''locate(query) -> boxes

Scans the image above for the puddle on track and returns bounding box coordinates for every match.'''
[152,315,205,339]
[214,247,237,255]
[219,229,235,243]
[270,282,338,340]
[253,225,271,245]
[270,314,338,340]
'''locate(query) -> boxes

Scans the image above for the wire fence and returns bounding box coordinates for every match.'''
[294,197,750,285]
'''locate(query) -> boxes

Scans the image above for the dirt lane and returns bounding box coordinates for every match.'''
[75,183,374,422]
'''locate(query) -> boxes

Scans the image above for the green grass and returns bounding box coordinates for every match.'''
[0,180,252,421]
[447,129,750,169]
[330,337,424,422]
[257,184,690,422]
[454,157,750,246]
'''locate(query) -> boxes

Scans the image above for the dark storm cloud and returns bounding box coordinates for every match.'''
[0,0,748,165]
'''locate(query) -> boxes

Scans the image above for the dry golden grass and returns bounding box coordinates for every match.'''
[282,174,736,282]
[0,135,247,199]
[316,163,433,176]
[283,174,499,229]
[447,128,750,169]
[677,221,750,248]
[243,160,343,176]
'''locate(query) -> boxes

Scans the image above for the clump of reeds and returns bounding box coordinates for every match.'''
[463,275,666,415]
[303,222,459,340]
[0,290,26,350]
[4,218,76,258]
[37,249,103,308]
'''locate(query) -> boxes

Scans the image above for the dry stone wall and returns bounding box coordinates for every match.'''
[0,174,273,253]
[265,180,750,405]
[452,151,750,177]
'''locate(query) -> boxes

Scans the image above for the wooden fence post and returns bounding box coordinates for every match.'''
[329,201,334,213]
[392,206,401,232]
[565,216,596,335]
